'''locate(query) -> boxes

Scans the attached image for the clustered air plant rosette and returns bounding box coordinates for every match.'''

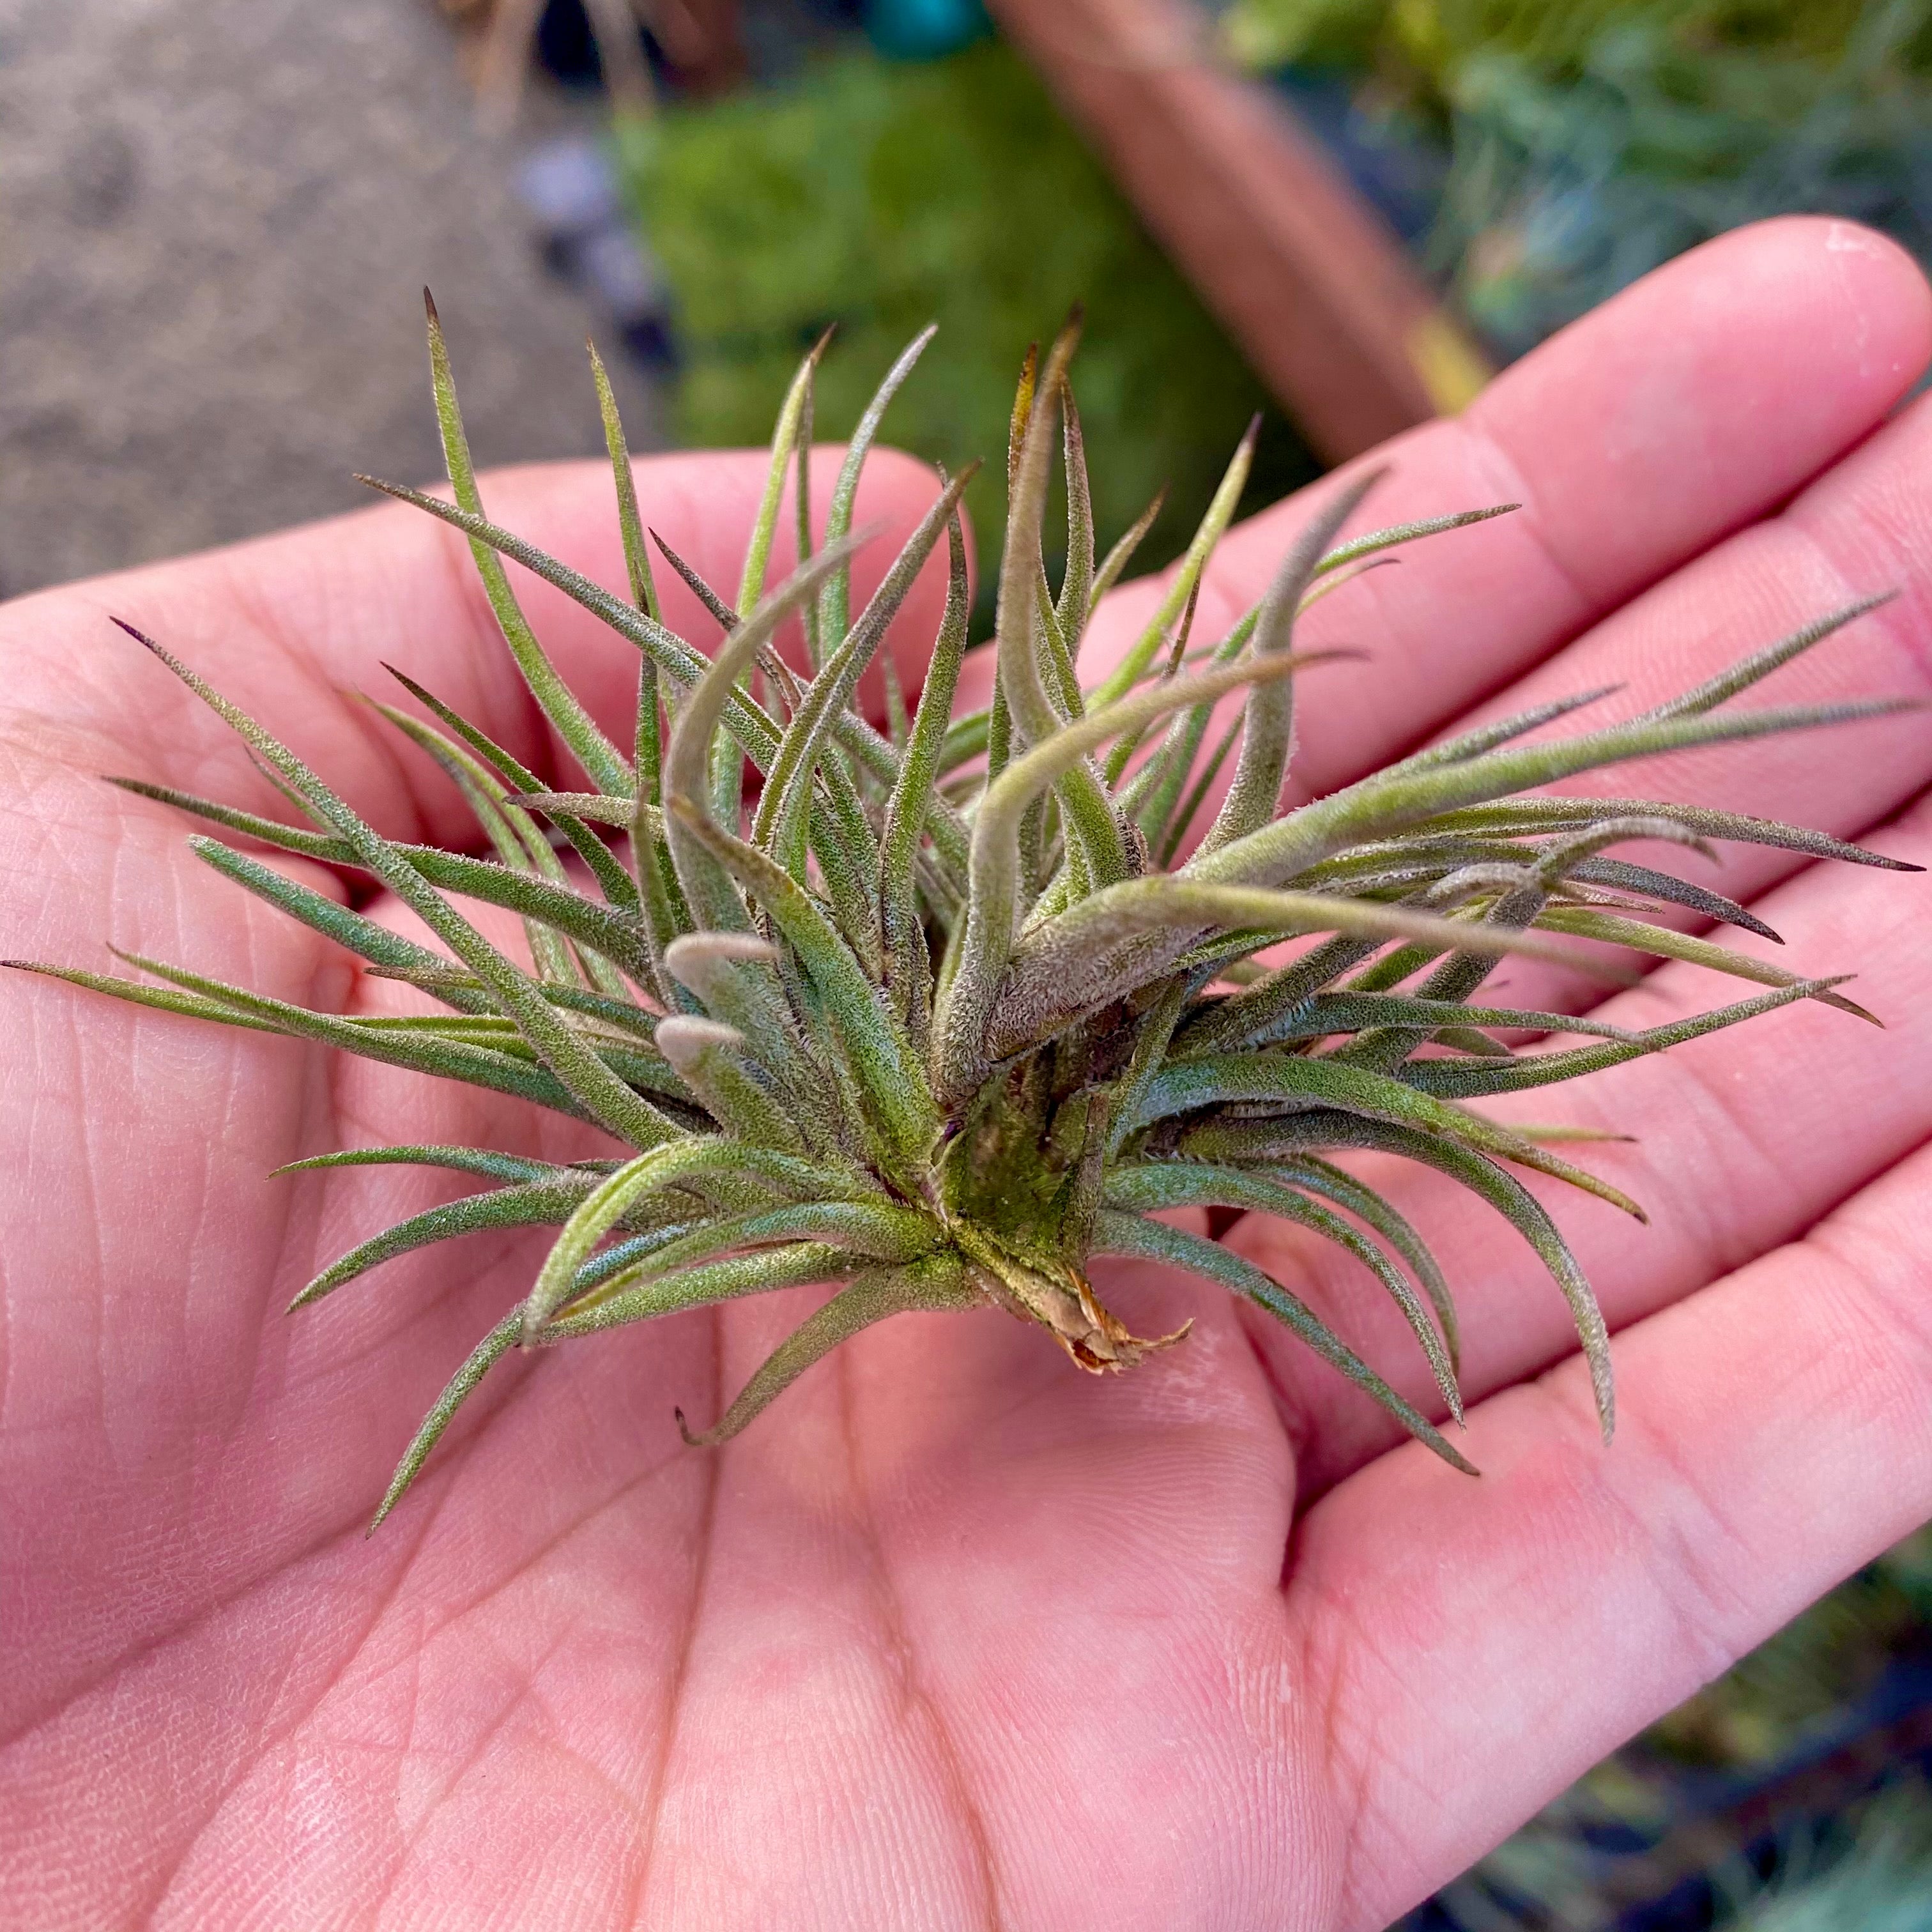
[17,299,1915,1531]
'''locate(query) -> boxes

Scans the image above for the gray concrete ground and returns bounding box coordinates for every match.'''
[0,0,665,599]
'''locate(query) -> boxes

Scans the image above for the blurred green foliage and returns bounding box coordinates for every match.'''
[616,39,1317,618]
[1222,0,1929,75]
[1733,1779,1932,1931]
[1221,0,1932,355]
[1415,1524,1932,1929]
[1653,1521,1932,1770]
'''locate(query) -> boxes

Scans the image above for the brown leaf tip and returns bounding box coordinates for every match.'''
[109,616,162,652]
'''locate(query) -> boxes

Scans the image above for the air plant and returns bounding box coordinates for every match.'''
[14,301,1912,1529]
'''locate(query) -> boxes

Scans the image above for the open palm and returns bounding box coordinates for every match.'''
[6,218,1932,1931]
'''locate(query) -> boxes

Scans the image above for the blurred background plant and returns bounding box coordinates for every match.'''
[1216,0,1932,356]
[614,29,1317,617]
[1405,1523,1932,1928]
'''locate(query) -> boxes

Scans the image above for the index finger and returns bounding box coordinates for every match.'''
[1072,217,1931,805]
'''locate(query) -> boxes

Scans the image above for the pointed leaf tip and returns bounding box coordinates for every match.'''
[109,615,164,652]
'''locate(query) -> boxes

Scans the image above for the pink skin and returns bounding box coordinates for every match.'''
[3,216,1931,1930]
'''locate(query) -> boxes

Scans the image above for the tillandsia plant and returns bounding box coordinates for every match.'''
[14,299,1916,1531]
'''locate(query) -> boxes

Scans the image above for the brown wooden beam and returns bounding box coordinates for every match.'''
[651,0,745,95]
[984,0,1489,463]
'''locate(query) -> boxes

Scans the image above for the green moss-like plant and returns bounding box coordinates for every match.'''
[15,308,1914,1529]
[617,38,1317,611]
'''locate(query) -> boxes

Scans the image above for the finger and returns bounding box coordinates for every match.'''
[1191,319,1932,1299]
[1058,218,1930,804]
[1366,375,1932,1028]
[0,443,950,852]
[1207,781,1932,1492]
[1290,1129,1932,1929]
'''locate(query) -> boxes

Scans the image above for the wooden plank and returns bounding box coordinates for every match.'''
[984,0,1490,462]
[657,0,745,93]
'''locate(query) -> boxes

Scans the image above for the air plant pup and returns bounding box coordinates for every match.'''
[13,288,1917,1535]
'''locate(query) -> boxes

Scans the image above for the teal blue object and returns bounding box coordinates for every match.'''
[863,0,993,61]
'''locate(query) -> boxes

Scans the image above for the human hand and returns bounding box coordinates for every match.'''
[3,216,1930,1929]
